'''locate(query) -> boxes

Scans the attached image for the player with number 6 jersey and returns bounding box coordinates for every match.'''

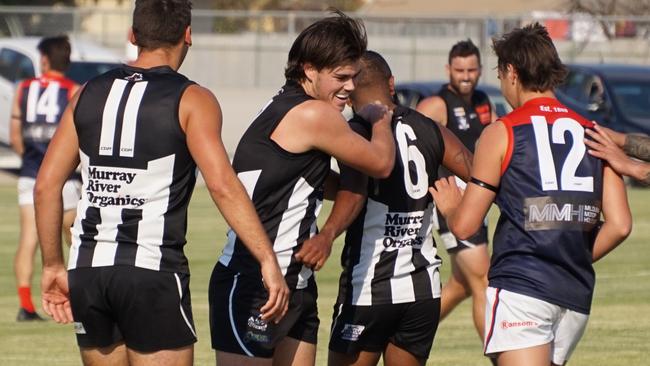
[430,23,632,366]
[315,51,473,366]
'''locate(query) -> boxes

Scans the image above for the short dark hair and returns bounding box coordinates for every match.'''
[132,0,192,50]
[448,39,481,65]
[38,35,71,72]
[356,50,392,89]
[492,23,567,92]
[285,10,367,82]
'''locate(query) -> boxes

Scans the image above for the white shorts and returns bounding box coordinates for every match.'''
[484,287,589,365]
[18,177,81,211]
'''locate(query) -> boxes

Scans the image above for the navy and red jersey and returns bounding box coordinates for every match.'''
[490,97,603,314]
[17,73,76,178]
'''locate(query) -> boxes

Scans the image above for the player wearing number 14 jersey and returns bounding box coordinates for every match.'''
[430,23,631,366]
[10,35,80,322]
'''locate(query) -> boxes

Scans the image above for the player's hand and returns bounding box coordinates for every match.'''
[259,260,290,324]
[585,123,635,176]
[294,233,333,271]
[429,176,464,218]
[356,101,392,125]
[41,265,73,324]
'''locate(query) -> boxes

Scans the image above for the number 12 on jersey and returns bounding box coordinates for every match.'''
[531,116,594,192]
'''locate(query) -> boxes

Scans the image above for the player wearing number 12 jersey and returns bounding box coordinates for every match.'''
[10,35,80,322]
[430,23,631,366]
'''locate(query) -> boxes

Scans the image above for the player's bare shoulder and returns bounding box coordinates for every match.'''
[416,95,447,125]
[179,84,222,131]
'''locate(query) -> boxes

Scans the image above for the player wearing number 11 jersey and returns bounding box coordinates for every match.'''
[430,23,632,366]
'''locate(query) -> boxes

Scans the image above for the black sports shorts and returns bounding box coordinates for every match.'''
[329,298,441,360]
[209,262,319,358]
[68,266,196,352]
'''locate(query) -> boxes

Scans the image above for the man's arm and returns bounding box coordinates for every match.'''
[10,84,24,156]
[34,89,83,324]
[438,123,473,181]
[430,121,506,239]
[623,134,650,162]
[416,95,447,126]
[294,162,368,271]
[585,124,650,184]
[180,85,289,322]
[592,165,632,262]
[276,101,395,178]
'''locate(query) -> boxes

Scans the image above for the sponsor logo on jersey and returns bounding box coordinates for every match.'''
[476,103,492,125]
[382,212,425,251]
[524,196,601,231]
[341,324,365,341]
[453,107,469,130]
[73,322,87,334]
[125,72,143,82]
[500,320,539,330]
[85,166,147,207]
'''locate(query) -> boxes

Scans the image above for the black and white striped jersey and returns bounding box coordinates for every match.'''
[219,81,329,290]
[68,65,197,274]
[337,106,445,305]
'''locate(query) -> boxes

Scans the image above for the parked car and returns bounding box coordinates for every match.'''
[394,81,512,118]
[0,37,122,146]
[555,63,650,135]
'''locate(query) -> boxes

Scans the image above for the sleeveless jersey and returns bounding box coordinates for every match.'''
[68,65,197,274]
[17,73,76,178]
[490,97,603,314]
[438,84,492,153]
[337,106,444,306]
[219,81,330,290]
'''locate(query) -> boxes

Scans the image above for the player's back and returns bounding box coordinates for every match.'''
[338,106,444,306]
[491,96,603,314]
[70,65,197,274]
[17,74,76,178]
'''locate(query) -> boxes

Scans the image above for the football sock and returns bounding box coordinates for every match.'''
[18,286,35,313]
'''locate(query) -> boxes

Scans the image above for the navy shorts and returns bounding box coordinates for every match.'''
[329,298,441,360]
[209,262,319,358]
[68,266,196,352]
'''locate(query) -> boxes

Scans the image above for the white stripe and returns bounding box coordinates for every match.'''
[352,199,389,305]
[390,246,416,303]
[135,155,175,270]
[99,79,128,156]
[174,273,196,338]
[229,274,254,357]
[274,177,315,279]
[331,303,344,334]
[220,170,263,266]
[119,81,148,157]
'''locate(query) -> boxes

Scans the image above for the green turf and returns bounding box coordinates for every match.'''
[0,183,648,365]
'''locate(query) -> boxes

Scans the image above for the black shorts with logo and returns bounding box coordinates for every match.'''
[209,262,319,358]
[329,298,441,360]
[68,266,196,352]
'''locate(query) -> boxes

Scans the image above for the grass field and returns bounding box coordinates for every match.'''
[0,180,649,365]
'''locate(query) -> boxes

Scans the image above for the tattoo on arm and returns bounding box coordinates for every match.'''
[642,171,650,186]
[452,149,472,180]
[623,135,650,162]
